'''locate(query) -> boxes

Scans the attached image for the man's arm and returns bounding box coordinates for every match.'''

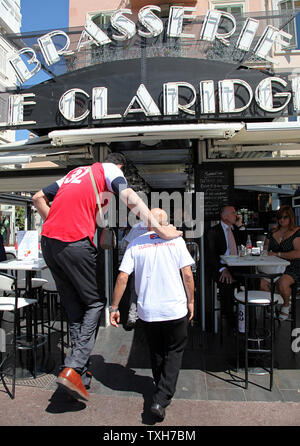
[110,271,129,327]
[119,188,182,240]
[181,265,194,321]
[32,189,51,221]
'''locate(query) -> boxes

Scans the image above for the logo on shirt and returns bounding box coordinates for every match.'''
[150,234,159,239]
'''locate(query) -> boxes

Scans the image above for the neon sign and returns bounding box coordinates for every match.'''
[8,6,292,85]
[1,76,294,128]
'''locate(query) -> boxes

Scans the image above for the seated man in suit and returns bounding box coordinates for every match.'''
[206,205,247,328]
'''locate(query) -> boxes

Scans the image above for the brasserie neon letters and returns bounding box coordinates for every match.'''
[9,6,292,85]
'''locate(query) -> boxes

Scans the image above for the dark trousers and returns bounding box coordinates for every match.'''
[214,266,248,321]
[218,281,236,317]
[41,236,106,374]
[142,315,188,408]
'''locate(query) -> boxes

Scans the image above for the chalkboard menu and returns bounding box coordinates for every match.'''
[196,164,234,221]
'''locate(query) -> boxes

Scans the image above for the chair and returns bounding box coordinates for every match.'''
[0,272,37,399]
[5,252,48,316]
[234,272,283,391]
[5,251,16,260]
[41,268,69,364]
[4,251,16,276]
[2,252,48,354]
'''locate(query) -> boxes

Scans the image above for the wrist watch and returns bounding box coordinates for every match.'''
[109,306,119,313]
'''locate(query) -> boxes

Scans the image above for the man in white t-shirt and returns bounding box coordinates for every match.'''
[110,208,195,421]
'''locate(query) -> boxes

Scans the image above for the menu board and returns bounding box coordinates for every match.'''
[17,230,39,260]
[196,164,234,221]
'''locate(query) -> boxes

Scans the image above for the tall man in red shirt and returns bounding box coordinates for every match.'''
[33,152,182,401]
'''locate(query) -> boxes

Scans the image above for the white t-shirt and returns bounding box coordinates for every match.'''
[124,222,148,244]
[119,232,195,322]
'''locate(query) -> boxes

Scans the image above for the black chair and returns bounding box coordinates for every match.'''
[234,272,283,391]
[0,272,38,399]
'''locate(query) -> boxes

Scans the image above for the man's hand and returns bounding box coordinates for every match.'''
[235,214,243,228]
[181,265,194,321]
[157,224,183,240]
[219,268,233,284]
[119,188,182,240]
[110,272,129,328]
[187,302,194,321]
[110,310,120,328]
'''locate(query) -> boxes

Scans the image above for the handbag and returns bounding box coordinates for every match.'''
[99,227,117,250]
[88,167,117,250]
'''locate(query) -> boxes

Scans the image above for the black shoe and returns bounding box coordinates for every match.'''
[151,403,166,420]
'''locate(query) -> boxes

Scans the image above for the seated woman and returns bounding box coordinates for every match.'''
[260,205,300,320]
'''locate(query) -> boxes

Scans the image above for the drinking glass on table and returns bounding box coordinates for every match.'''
[238,245,246,257]
[256,241,263,253]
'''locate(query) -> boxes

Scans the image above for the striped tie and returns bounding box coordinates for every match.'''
[227,227,237,255]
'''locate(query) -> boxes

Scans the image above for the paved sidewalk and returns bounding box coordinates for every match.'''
[1,386,300,426]
[1,320,300,427]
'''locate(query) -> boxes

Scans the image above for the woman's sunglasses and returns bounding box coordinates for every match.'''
[278,215,289,220]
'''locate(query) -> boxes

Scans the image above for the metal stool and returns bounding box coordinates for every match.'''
[0,272,38,399]
[41,268,69,365]
[234,272,283,391]
[290,283,300,343]
[16,276,48,342]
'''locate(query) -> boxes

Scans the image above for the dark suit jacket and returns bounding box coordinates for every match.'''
[206,223,247,281]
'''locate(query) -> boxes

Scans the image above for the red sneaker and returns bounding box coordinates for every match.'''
[56,367,90,401]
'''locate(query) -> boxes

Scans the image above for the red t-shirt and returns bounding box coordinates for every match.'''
[41,163,125,243]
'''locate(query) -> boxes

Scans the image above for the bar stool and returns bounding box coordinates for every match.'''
[0,272,38,399]
[3,256,48,356]
[287,283,300,346]
[16,275,48,339]
[234,272,283,391]
[41,268,69,365]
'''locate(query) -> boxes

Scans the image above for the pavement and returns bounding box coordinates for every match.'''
[1,314,300,429]
[1,386,300,427]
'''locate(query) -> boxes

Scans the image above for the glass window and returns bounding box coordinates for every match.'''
[279,0,300,49]
[0,45,7,77]
[0,96,6,120]
[213,3,244,15]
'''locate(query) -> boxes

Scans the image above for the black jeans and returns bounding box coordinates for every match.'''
[41,236,106,373]
[142,315,188,408]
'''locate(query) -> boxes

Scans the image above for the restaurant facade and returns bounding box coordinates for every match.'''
[1,0,300,329]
